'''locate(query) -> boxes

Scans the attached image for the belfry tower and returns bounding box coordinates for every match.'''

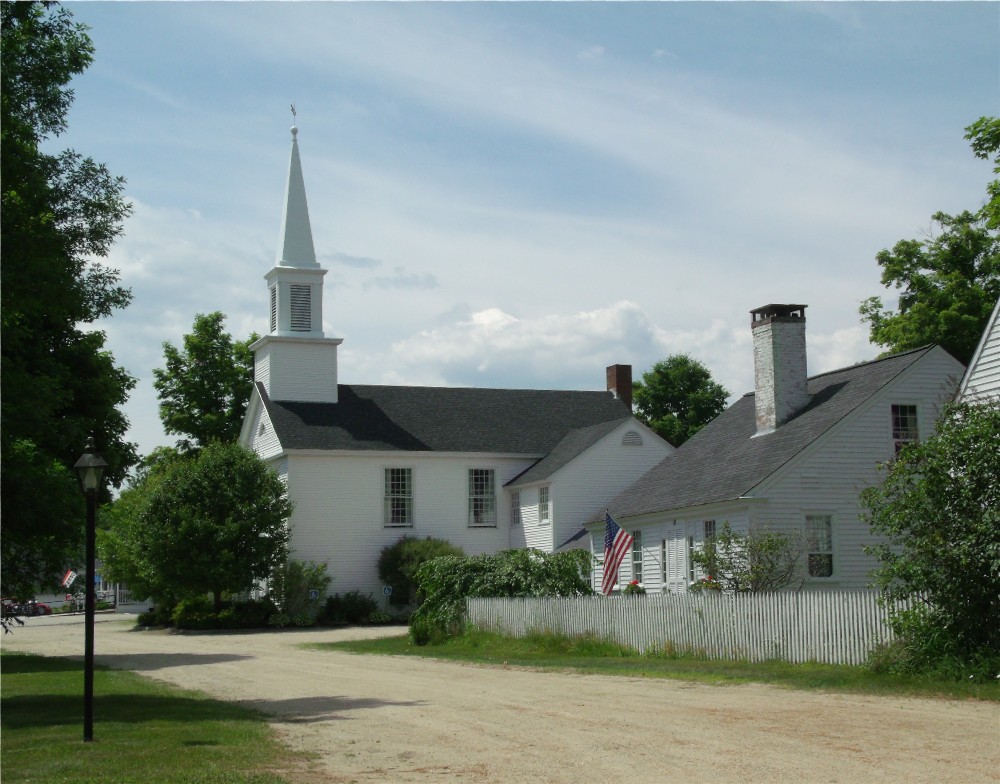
[251,124,342,403]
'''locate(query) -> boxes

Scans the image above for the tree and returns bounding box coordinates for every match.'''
[688,522,804,593]
[965,116,1000,230]
[1,2,136,598]
[861,399,1000,674]
[632,354,729,446]
[99,442,292,610]
[153,312,257,451]
[378,536,465,607]
[860,117,1000,366]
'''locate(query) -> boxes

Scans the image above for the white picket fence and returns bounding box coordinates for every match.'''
[467,591,907,665]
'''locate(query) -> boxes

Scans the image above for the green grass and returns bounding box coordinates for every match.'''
[309,629,1000,702]
[1,652,306,784]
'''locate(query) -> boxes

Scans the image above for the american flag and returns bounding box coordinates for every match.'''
[601,512,634,595]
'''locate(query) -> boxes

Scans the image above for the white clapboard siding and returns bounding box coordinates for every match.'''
[467,592,906,665]
[961,298,1000,402]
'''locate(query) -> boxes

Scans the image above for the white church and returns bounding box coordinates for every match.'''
[239,126,674,597]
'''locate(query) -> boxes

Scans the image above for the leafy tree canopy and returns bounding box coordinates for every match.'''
[860,117,1000,365]
[1,2,136,597]
[861,399,1000,674]
[153,312,257,452]
[99,442,292,610]
[632,354,729,446]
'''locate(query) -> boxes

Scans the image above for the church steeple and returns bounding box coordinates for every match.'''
[276,125,319,268]
[251,120,342,404]
[265,124,327,338]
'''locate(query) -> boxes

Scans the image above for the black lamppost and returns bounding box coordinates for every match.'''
[74,437,106,743]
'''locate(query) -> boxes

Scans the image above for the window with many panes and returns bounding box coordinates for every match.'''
[384,468,413,527]
[891,404,919,455]
[631,530,643,583]
[510,491,521,526]
[468,469,496,527]
[805,514,833,578]
[538,486,550,525]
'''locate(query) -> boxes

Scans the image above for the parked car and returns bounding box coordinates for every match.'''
[24,600,51,616]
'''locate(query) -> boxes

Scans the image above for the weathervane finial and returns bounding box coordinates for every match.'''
[290,103,298,138]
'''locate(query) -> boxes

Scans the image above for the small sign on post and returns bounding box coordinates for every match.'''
[61,569,77,588]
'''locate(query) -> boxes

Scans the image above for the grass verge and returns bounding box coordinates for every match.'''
[309,629,1000,702]
[1,652,306,784]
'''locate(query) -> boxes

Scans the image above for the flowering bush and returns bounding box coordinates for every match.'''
[688,575,721,593]
[622,580,646,595]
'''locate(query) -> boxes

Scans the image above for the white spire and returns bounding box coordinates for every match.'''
[276,124,318,268]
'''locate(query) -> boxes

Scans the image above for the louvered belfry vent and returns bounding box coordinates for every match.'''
[269,286,278,333]
[290,284,311,332]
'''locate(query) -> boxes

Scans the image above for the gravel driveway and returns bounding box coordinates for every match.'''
[3,613,998,783]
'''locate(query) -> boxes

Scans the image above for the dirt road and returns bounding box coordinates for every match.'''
[3,614,997,783]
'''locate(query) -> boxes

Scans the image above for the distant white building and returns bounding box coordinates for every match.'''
[589,305,965,593]
[239,127,672,597]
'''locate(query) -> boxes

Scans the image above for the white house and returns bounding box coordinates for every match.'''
[589,304,965,593]
[958,296,1000,402]
[239,127,673,597]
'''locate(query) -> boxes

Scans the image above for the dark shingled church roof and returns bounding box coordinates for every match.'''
[602,346,945,522]
[257,382,632,455]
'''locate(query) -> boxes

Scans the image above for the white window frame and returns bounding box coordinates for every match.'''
[805,513,834,578]
[510,491,521,526]
[631,530,643,584]
[468,468,497,528]
[538,486,550,525]
[383,467,413,528]
[891,403,919,455]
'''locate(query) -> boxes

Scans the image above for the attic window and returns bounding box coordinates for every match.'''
[290,284,311,332]
[257,422,266,437]
[621,430,643,447]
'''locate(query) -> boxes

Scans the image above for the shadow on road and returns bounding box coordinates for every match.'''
[241,694,428,723]
[94,652,252,671]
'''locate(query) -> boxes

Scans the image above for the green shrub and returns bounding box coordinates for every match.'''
[137,603,174,627]
[410,549,592,645]
[268,559,330,627]
[172,596,218,630]
[378,536,464,607]
[318,591,379,626]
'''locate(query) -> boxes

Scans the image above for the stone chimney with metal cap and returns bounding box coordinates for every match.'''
[606,364,633,411]
[750,304,809,436]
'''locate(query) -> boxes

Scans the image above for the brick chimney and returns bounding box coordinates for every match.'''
[750,304,809,436]
[606,364,633,411]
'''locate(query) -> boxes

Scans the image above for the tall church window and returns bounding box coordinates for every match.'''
[384,468,413,527]
[468,469,496,527]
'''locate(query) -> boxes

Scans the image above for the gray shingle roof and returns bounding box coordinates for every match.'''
[506,417,632,487]
[258,383,632,455]
[604,346,944,522]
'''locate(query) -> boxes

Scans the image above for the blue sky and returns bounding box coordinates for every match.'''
[56,1,998,459]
